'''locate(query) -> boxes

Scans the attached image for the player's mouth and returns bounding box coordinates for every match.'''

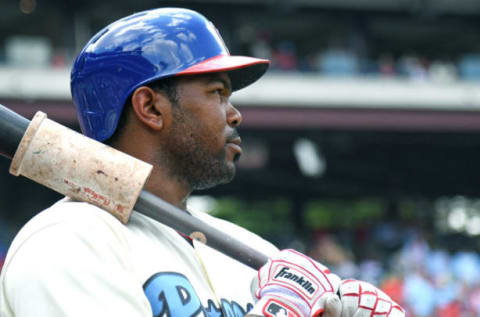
[226,137,242,161]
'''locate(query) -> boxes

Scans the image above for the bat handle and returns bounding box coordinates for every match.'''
[0,104,30,159]
[135,190,270,270]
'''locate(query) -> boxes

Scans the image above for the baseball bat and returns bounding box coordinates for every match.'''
[0,103,269,270]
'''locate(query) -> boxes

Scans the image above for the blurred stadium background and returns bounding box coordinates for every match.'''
[2,0,480,315]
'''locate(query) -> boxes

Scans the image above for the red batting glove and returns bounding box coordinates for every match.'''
[250,249,341,317]
[338,279,405,317]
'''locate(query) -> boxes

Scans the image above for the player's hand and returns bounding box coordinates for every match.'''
[338,279,405,317]
[249,249,341,317]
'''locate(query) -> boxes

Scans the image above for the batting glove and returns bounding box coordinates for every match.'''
[250,249,342,317]
[338,279,405,317]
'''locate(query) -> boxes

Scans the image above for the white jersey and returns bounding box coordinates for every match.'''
[0,198,278,317]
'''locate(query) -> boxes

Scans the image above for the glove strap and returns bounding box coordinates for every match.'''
[249,296,305,317]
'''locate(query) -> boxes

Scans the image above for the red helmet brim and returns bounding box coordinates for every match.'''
[176,54,270,91]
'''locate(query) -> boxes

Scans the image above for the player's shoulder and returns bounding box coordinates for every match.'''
[3,197,130,271]
[12,197,126,242]
[0,199,142,317]
[189,209,279,257]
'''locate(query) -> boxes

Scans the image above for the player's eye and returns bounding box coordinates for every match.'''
[208,82,231,99]
[210,87,226,98]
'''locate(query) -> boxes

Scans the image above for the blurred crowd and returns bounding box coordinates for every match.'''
[3,30,480,84]
[309,226,480,317]
[247,33,480,83]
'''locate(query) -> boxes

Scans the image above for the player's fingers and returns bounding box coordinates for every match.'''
[322,293,342,317]
[339,294,357,317]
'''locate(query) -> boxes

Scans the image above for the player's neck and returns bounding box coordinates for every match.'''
[143,166,190,210]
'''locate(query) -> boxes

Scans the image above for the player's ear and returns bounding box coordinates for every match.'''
[131,86,171,131]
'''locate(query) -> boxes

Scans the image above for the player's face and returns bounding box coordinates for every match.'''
[162,72,242,190]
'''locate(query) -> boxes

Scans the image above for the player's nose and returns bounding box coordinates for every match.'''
[227,103,242,128]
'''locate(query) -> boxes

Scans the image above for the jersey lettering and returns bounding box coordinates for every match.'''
[144,272,253,317]
[144,272,207,317]
[220,299,251,317]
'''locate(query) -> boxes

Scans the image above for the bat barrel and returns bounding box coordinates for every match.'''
[0,104,30,159]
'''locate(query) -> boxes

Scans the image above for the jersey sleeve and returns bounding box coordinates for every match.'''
[1,204,152,317]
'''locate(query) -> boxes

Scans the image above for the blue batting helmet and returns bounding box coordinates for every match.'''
[71,8,269,141]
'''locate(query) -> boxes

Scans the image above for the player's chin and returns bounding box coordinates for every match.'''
[198,165,235,190]
[215,150,238,183]
[224,161,237,180]
[216,159,236,184]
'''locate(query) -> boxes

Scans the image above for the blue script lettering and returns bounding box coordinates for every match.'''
[221,299,250,317]
[143,272,206,317]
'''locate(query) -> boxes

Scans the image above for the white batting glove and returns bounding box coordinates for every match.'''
[250,249,341,317]
[338,279,405,317]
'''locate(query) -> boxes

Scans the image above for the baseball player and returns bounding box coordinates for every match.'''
[0,8,404,317]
